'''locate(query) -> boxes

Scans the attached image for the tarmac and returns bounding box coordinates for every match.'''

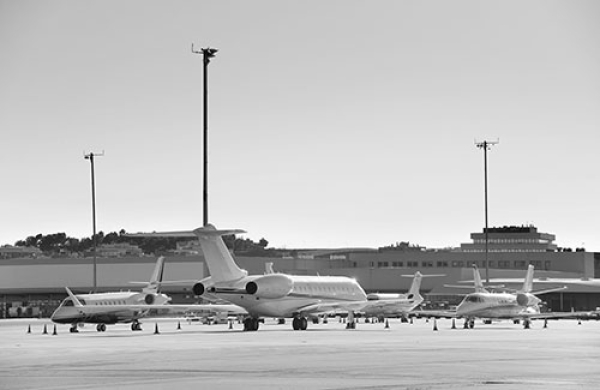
[1,317,599,390]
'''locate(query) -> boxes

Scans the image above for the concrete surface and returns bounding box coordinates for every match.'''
[1,317,599,389]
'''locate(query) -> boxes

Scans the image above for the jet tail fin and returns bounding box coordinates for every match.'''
[473,265,488,293]
[407,271,423,298]
[142,256,165,294]
[401,272,443,298]
[65,287,84,307]
[126,225,248,283]
[520,264,535,293]
[192,225,248,283]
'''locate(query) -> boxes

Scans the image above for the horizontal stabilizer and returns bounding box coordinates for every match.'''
[531,286,567,295]
[192,225,246,237]
[402,274,444,278]
[125,231,198,238]
[125,224,246,238]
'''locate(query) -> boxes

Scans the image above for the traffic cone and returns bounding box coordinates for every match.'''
[323,317,328,324]
[52,325,57,336]
[451,318,456,329]
[43,324,48,335]
[433,319,438,331]
[543,319,548,328]
[154,323,160,334]
[229,320,233,330]
[177,321,181,330]
[27,324,31,334]
[384,319,389,329]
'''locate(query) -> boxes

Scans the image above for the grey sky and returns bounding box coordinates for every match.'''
[1,1,599,250]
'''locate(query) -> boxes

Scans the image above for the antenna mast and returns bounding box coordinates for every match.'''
[84,150,104,292]
[475,139,498,284]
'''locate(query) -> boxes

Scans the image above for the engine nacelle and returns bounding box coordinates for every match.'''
[192,282,205,296]
[245,274,294,299]
[516,293,539,307]
[144,294,156,305]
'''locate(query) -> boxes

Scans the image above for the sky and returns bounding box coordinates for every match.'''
[1,1,599,251]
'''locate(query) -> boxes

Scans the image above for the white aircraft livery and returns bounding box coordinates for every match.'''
[51,256,246,332]
[129,224,369,331]
[361,271,441,318]
[455,264,567,328]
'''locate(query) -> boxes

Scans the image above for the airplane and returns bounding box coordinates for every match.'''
[51,256,246,332]
[361,271,442,319]
[455,264,568,328]
[128,224,370,331]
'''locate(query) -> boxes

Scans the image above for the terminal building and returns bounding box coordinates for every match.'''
[1,225,599,318]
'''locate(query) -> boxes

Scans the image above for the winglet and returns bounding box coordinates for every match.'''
[65,287,84,307]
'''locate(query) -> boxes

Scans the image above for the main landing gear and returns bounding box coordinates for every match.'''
[96,324,107,332]
[292,316,308,331]
[243,317,260,331]
[131,321,142,331]
[69,324,79,333]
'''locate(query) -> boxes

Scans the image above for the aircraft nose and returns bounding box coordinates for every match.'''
[456,303,469,317]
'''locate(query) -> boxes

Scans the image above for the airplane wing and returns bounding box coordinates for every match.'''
[513,310,596,320]
[358,299,422,315]
[69,302,246,322]
[145,304,247,318]
[294,300,370,316]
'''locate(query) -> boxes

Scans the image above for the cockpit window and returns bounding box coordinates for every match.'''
[64,300,74,307]
[466,295,484,303]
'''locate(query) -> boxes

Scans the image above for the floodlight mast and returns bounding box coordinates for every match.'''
[84,150,104,292]
[475,139,498,284]
[192,45,218,227]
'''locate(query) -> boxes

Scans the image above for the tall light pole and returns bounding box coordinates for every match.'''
[475,139,498,284]
[192,44,218,227]
[84,151,104,291]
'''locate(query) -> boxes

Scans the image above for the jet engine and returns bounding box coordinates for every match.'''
[245,274,294,299]
[516,293,540,307]
[144,294,156,305]
[192,282,205,296]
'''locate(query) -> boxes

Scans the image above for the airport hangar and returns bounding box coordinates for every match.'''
[1,225,599,318]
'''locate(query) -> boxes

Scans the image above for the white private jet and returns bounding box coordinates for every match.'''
[361,272,441,319]
[129,224,369,331]
[51,256,246,332]
[455,265,567,328]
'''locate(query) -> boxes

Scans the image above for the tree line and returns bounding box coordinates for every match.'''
[13,231,274,257]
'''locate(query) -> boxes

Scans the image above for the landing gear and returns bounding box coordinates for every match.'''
[131,321,142,331]
[346,311,356,329]
[69,324,79,333]
[243,317,260,331]
[292,316,308,331]
[463,318,475,329]
[96,324,107,332]
[523,319,531,329]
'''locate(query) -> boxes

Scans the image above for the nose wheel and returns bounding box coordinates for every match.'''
[96,324,107,332]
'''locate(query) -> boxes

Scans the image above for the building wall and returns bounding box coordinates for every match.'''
[0,256,204,293]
